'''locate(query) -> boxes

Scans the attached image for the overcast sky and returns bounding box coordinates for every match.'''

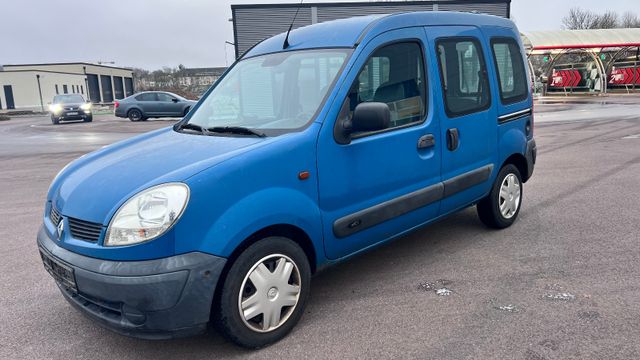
[0,0,637,70]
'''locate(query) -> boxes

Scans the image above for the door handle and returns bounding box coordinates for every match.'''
[446,128,459,151]
[417,134,435,149]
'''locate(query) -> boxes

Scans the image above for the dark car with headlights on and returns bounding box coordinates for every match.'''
[49,94,93,124]
[114,91,197,121]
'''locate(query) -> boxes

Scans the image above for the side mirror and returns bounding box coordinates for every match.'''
[334,102,391,145]
[171,98,179,103]
[351,102,390,132]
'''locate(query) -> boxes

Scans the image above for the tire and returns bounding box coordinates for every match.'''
[477,164,523,229]
[183,107,191,117]
[215,237,311,349]
[127,109,143,122]
[51,115,59,125]
[84,115,93,122]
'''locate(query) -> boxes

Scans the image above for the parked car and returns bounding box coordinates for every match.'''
[48,94,92,124]
[38,12,536,348]
[114,91,197,121]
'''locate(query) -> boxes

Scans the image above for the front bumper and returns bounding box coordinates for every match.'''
[37,225,226,339]
[52,110,91,120]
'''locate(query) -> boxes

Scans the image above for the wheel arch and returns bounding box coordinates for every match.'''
[127,107,144,117]
[224,224,317,275]
[209,223,317,323]
[501,153,529,182]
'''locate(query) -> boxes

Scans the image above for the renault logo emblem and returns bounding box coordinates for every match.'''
[57,220,64,239]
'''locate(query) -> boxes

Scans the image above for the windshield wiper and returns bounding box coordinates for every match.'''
[176,122,210,135]
[207,126,266,138]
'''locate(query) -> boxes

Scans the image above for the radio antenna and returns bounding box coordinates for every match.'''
[283,0,304,49]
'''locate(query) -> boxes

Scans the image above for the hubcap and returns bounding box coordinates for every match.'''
[238,254,301,333]
[498,173,521,219]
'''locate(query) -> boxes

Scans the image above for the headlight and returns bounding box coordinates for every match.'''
[81,103,92,111]
[105,183,190,246]
[49,104,62,113]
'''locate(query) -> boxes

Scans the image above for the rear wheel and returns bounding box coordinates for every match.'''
[51,115,59,125]
[477,164,522,229]
[215,237,311,349]
[127,109,143,122]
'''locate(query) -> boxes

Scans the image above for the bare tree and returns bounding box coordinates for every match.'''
[562,8,640,30]
[621,11,640,28]
[562,8,597,30]
[591,11,619,29]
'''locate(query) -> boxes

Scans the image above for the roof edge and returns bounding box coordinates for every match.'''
[2,62,133,72]
[231,0,509,9]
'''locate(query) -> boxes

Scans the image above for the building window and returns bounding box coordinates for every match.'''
[55,85,59,95]
[63,85,68,94]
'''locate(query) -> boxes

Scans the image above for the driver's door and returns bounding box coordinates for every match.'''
[317,27,442,260]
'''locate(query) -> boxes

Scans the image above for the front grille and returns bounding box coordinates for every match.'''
[68,217,103,242]
[50,207,61,226]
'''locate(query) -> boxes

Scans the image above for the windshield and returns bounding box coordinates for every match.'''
[53,94,85,104]
[186,49,350,134]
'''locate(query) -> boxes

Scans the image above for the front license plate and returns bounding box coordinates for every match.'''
[66,112,78,116]
[39,248,77,292]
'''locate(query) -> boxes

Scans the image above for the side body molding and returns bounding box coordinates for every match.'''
[333,164,494,238]
[442,164,494,197]
[333,183,444,238]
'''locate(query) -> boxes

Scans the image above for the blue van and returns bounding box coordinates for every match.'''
[38,12,536,348]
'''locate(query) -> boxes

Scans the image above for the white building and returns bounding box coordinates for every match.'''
[0,62,134,111]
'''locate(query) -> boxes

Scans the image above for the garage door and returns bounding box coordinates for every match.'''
[113,76,124,100]
[124,77,134,97]
[87,74,101,103]
[100,75,113,103]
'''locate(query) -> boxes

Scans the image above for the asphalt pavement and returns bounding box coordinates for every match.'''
[1,98,640,359]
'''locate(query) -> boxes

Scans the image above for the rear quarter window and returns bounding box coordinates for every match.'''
[491,38,528,104]
[135,93,157,101]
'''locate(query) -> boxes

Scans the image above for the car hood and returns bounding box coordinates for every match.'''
[51,127,267,224]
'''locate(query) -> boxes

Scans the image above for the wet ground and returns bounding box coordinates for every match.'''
[1,97,640,359]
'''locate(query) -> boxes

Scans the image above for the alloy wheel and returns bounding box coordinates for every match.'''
[129,110,141,121]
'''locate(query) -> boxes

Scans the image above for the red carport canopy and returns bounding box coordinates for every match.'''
[522,28,640,52]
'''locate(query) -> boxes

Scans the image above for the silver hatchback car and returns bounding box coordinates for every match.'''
[114,91,197,121]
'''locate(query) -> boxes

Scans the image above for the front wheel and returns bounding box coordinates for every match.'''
[215,237,311,349]
[84,115,93,122]
[51,115,59,125]
[477,164,523,229]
